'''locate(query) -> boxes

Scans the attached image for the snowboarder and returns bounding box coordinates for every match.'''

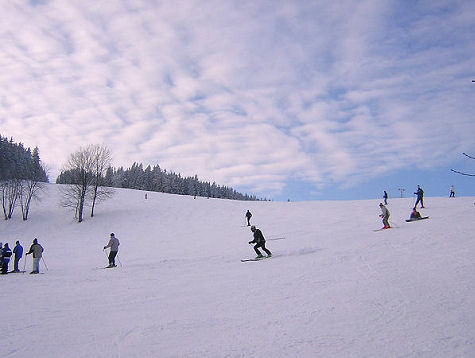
[1,243,12,274]
[383,191,388,205]
[104,233,120,268]
[449,185,455,198]
[249,226,272,258]
[379,203,390,229]
[245,210,252,226]
[13,241,23,272]
[414,185,424,209]
[25,238,44,274]
[409,208,422,220]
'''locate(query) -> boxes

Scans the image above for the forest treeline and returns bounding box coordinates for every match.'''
[0,134,48,220]
[57,162,265,201]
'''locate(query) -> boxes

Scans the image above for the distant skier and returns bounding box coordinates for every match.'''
[104,233,120,268]
[409,208,422,220]
[383,191,388,205]
[449,185,455,198]
[13,241,23,273]
[1,243,12,274]
[414,185,424,209]
[245,210,252,226]
[249,226,272,258]
[379,203,390,229]
[25,238,44,274]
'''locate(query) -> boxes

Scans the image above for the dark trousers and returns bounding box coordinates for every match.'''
[14,257,20,272]
[247,217,251,226]
[1,260,9,274]
[108,251,118,266]
[253,243,271,256]
[415,197,424,208]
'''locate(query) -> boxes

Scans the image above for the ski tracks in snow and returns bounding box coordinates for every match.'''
[355,241,409,335]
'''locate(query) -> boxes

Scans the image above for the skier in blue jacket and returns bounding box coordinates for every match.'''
[13,241,23,272]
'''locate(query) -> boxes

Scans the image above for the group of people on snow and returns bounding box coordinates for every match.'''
[378,185,427,229]
[0,239,44,275]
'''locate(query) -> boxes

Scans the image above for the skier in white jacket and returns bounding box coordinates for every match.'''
[103,233,120,268]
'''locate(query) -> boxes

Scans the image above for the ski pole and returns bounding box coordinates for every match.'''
[41,256,49,271]
[23,254,27,272]
[116,254,122,267]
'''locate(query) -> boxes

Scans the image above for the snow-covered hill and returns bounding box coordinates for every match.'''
[1,184,474,358]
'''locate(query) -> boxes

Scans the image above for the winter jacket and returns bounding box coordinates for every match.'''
[380,205,390,219]
[13,244,23,258]
[410,211,422,220]
[105,237,120,252]
[250,229,265,245]
[2,246,12,262]
[27,243,44,258]
[415,188,424,198]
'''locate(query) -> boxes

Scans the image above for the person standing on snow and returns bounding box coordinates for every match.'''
[245,210,252,226]
[379,203,391,229]
[449,185,455,198]
[25,238,44,274]
[383,191,388,205]
[414,185,424,209]
[104,233,120,268]
[13,241,23,273]
[249,226,272,258]
[1,243,12,274]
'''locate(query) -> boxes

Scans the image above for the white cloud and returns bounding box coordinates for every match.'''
[0,0,474,198]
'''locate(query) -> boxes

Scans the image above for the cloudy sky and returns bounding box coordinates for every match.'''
[1,0,474,200]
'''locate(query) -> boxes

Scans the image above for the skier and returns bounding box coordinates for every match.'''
[103,233,120,268]
[409,208,422,221]
[245,210,252,226]
[25,238,44,274]
[379,203,391,229]
[414,185,424,209]
[1,243,12,274]
[449,185,455,198]
[249,226,272,258]
[383,191,388,205]
[13,241,23,272]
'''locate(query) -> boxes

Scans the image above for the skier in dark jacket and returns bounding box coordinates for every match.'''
[245,210,252,226]
[1,243,12,274]
[383,191,388,205]
[409,208,422,220]
[13,241,23,272]
[414,185,424,209]
[26,238,44,274]
[249,226,272,258]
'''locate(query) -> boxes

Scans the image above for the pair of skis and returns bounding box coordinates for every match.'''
[241,256,272,262]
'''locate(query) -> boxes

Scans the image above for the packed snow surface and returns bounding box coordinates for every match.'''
[1,184,474,357]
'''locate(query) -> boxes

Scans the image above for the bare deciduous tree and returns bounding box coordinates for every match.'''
[451,153,475,177]
[1,179,19,220]
[89,144,114,217]
[60,146,95,223]
[59,144,114,222]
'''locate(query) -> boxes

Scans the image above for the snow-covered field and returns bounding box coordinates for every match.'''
[1,184,474,358]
